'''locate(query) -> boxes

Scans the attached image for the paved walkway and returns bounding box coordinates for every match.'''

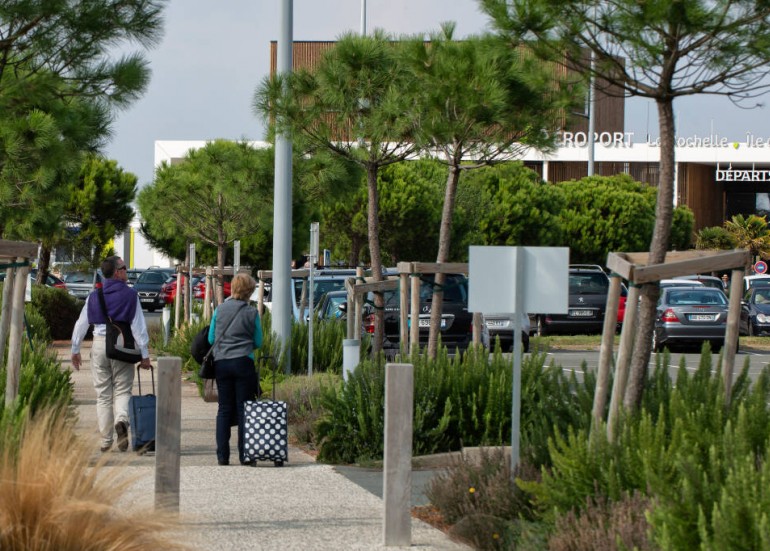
[55,340,469,550]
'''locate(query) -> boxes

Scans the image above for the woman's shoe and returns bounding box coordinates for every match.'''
[218,459,229,466]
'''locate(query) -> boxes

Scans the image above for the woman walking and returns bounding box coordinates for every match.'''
[208,273,263,465]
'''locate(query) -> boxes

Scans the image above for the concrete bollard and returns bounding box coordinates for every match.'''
[162,307,171,346]
[155,357,181,512]
[342,339,360,381]
[383,362,413,547]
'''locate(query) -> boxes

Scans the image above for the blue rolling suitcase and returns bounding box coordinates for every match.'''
[243,356,288,467]
[129,366,156,454]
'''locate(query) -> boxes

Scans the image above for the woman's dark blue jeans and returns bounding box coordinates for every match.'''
[214,356,258,464]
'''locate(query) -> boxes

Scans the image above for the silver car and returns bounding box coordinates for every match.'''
[653,286,729,351]
[484,313,530,352]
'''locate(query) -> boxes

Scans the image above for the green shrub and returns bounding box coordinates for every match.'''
[30,285,81,340]
[274,372,341,447]
[0,340,74,431]
[313,346,591,464]
[23,304,51,344]
[519,349,770,550]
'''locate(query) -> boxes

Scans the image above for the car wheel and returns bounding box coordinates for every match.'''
[536,316,548,337]
[749,323,756,337]
[522,332,530,353]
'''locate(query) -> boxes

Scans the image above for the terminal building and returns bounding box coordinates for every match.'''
[149,41,770,257]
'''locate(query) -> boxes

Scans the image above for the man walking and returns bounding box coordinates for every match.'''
[71,256,152,452]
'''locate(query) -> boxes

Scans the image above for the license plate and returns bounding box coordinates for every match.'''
[569,309,593,317]
[418,318,447,329]
[140,298,153,303]
[689,314,716,321]
[486,320,507,327]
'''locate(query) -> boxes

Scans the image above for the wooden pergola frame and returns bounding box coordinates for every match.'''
[0,239,38,407]
[596,248,750,440]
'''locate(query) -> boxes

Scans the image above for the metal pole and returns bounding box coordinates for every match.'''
[360,0,366,36]
[272,0,294,374]
[510,249,523,474]
[587,52,596,177]
[308,223,319,376]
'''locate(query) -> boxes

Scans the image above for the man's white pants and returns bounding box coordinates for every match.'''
[89,336,135,447]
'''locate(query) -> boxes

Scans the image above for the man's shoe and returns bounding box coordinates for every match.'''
[100,443,112,453]
[115,421,129,452]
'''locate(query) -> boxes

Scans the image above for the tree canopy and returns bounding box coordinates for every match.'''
[480,0,770,409]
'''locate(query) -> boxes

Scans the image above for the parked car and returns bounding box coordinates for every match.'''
[743,275,770,292]
[673,274,725,290]
[31,269,66,289]
[193,277,231,300]
[652,286,730,351]
[315,289,349,320]
[0,269,66,289]
[290,269,357,321]
[617,282,628,330]
[484,313,530,353]
[533,265,611,336]
[741,286,770,336]
[659,279,705,290]
[126,268,144,287]
[133,269,175,312]
[62,271,98,301]
[364,273,486,359]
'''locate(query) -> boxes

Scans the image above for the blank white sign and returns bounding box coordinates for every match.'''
[468,246,569,314]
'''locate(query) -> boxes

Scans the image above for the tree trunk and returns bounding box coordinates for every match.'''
[37,245,53,285]
[366,163,384,355]
[428,162,461,359]
[624,98,676,410]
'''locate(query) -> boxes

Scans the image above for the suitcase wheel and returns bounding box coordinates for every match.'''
[274,460,284,467]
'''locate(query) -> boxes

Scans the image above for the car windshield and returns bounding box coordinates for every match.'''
[666,289,727,306]
[569,273,609,295]
[312,279,347,304]
[137,271,167,285]
[754,289,770,304]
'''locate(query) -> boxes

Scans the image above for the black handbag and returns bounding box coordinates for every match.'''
[198,303,245,379]
[97,286,142,364]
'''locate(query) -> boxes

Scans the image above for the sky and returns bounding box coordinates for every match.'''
[104,0,770,186]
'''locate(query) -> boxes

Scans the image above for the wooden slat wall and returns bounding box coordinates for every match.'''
[678,163,723,232]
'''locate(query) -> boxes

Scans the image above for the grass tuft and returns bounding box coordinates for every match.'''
[0,408,190,551]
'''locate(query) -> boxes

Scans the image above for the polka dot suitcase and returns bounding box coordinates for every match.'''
[242,356,288,467]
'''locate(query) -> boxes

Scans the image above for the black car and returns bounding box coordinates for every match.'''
[533,264,611,336]
[367,273,484,359]
[741,286,770,336]
[133,269,175,312]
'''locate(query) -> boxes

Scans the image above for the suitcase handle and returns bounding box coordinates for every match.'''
[257,355,278,401]
[136,365,155,395]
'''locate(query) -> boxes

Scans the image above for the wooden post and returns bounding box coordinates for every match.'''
[256,277,265,316]
[409,273,420,354]
[5,261,28,406]
[592,274,622,429]
[399,272,409,355]
[354,267,364,340]
[203,268,211,320]
[607,283,640,441]
[346,276,355,340]
[155,357,181,512]
[472,312,483,346]
[722,268,744,406]
[0,267,15,372]
[383,362,413,547]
